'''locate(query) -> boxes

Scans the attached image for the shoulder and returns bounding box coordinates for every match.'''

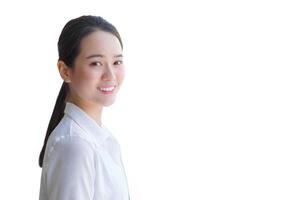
[43,134,96,167]
[52,135,94,154]
[48,115,96,147]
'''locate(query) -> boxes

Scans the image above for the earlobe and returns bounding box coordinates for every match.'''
[57,61,71,83]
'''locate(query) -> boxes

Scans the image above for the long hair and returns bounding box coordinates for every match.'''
[38,15,123,167]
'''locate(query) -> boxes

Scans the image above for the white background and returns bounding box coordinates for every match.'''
[0,0,299,199]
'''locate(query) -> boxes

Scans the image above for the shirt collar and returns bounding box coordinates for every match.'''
[64,102,112,145]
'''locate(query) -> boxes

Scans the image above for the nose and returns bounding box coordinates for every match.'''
[101,64,116,81]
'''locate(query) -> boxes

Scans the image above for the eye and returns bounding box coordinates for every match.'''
[90,61,102,67]
[114,60,123,65]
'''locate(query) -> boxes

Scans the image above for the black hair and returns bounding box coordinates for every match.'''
[38,15,123,167]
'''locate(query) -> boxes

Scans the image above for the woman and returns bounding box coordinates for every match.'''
[38,15,130,200]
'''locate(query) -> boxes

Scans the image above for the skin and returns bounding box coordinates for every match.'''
[58,30,125,126]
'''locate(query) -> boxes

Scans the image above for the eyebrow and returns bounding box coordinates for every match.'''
[85,54,123,59]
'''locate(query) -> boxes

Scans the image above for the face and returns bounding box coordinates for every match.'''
[66,30,124,107]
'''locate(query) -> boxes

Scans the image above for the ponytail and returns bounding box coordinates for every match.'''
[38,82,69,167]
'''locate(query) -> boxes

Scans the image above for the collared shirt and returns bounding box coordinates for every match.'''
[39,102,130,200]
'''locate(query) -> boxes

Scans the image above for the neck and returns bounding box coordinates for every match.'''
[69,98,103,127]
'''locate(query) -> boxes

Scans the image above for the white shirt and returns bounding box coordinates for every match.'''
[39,102,130,200]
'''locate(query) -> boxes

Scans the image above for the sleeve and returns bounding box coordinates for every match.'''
[45,136,96,200]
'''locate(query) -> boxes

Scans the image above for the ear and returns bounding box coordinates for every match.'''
[57,61,72,83]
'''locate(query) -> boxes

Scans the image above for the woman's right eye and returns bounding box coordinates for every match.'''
[90,61,102,66]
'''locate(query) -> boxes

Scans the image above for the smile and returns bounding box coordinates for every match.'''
[97,85,116,94]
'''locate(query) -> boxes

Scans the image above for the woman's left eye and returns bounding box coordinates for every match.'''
[114,60,123,65]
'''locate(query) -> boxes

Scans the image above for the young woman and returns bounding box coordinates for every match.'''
[38,15,130,200]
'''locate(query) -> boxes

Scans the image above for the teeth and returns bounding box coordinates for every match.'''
[100,86,115,92]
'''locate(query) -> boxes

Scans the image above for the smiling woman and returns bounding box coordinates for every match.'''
[38,15,130,200]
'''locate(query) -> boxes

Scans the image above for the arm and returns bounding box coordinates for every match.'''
[45,136,95,200]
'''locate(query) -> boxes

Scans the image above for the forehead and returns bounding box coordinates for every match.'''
[79,30,122,57]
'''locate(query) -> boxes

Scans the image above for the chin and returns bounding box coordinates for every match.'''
[101,99,116,107]
[103,102,114,107]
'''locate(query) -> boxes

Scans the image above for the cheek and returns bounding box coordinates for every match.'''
[72,69,98,89]
[116,68,125,84]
